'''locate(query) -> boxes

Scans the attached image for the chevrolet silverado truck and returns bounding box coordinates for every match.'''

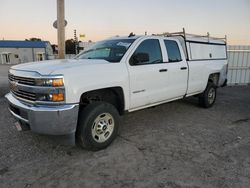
[5,30,228,150]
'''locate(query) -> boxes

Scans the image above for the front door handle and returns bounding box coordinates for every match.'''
[159,69,168,72]
[180,67,187,70]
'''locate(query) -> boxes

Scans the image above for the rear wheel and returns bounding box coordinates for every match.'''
[199,82,217,108]
[76,102,120,150]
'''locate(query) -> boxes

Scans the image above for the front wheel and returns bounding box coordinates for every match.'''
[199,82,217,108]
[76,102,120,151]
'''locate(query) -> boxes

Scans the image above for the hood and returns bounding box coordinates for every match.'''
[11,59,109,75]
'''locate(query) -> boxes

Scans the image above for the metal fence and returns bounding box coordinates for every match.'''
[227,46,250,85]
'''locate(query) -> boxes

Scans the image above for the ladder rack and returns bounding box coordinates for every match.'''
[155,28,227,43]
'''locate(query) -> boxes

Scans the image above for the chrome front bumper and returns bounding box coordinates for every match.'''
[5,93,79,135]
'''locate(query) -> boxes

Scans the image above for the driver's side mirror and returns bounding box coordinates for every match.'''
[130,52,149,65]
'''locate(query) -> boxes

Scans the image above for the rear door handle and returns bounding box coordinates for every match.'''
[159,69,168,72]
[180,67,187,70]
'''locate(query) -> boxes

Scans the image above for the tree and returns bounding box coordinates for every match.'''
[25,38,42,41]
[65,39,76,54]
[51,44,58,54]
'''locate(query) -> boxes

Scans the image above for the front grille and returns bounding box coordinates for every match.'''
[11,89,36,101]
[9,73,37,102]
[9,74,35,86]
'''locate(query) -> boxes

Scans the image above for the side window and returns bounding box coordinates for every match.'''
[3,54,10,64]
[130,39,162,65]
[164,40,182,62]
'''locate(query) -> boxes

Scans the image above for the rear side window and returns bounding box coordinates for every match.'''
[164,40,182,62]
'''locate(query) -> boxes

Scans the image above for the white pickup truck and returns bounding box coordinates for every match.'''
[6,30,228,150]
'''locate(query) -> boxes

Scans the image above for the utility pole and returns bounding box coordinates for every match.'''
[57,0,65,59]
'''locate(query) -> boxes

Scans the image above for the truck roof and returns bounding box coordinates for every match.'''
[107,36,141,40]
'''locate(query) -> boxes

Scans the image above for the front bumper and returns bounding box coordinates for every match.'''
[5,93,79,135]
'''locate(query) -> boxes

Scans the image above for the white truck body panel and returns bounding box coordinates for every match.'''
[52,61,130,109]
[186,59,227,95]
[187,43,227,60]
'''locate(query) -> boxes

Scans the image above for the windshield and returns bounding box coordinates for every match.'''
[76,39,136,62]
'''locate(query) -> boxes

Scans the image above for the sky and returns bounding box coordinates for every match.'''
[0,0,250,45]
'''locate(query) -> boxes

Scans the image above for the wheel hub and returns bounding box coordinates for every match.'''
[92,113,115,143]
[96,120,108,134]
[208,88,215,104]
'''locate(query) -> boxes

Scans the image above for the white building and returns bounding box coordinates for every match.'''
[0,40,53,64]
[78,41,94,52]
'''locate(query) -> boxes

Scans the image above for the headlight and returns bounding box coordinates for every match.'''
[36,78,64,87]
[35,76,65,102]
[37,93,65,102]
[51,93,64,101]
[52,78,64,87]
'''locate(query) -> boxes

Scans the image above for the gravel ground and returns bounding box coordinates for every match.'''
[0,65,250,188]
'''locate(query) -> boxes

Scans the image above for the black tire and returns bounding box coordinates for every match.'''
[76,102,120,151]
[199,82,217,108]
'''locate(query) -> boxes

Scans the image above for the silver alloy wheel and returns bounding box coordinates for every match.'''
[208,87,215,104]
[91,113,115,143]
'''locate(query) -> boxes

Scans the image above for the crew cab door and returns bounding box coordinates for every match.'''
[161,39,188,99]
[127,38,170,109]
